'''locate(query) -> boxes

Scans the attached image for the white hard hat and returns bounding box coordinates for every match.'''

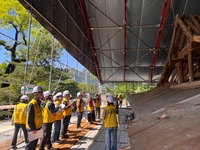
[107,95,114,103]
[32,86,43,93]
[77,92,82,97]
[87,93,92,98]
[20,95,29,101]
[63,90,70,96]
[56,92,62,97]
[43,91,52,98]
[53,95,57,101]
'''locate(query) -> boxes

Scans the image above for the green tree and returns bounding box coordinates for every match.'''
[56,79,80,98]
[0,0,42,87]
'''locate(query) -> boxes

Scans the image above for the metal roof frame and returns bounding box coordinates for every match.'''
[18,0,200,84]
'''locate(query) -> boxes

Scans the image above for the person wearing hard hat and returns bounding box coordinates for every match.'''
[87,93,95,124]
[61,90,74,138]
[51,92,63,144]
[102,95,119,150]
[76,92,84,130]
[11,95,29,150]
[25,86,44,150]
[94,93,101,121]
[39,91,59,150]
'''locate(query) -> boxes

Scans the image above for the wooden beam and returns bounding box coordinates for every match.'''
[191,15,200,31]
[188,51,194,82]
[180,33,186,50]
[193,34,200,43]
[197,60,200,72]
[178,44,192,58]
[184,18,200,34]
[168,15,179,59]
[170,68,177,82]
[178,60,184,84]
[170,56,200,62]
[177,17,193,41]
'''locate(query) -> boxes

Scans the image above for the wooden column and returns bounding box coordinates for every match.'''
[196,60,200,72]
[178,60,184,84]
[188,51,194,82]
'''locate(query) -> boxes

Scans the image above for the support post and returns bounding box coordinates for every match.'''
[188,51,194,82]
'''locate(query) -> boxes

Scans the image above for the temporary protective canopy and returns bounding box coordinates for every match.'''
[18,0,200,84]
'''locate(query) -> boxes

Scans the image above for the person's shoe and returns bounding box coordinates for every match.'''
[61,135,68,139]
[47,147,57,150]
[52,142,60,145]
[56,139,62,143]
[11,146,18,150]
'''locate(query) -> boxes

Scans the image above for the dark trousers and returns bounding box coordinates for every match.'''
[39,123,53,150]
[88,111,95,122]
[61,115,71,136]
[51,120,61,143]
[76,112,83,128]
[25,128,41,150]
[11,124,28,147]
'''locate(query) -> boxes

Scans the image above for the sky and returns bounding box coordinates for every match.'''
[0,29,84,71]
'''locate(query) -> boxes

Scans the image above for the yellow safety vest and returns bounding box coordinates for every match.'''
[103,105,118,128]
[87,99,94,112]
[43,100,56,123]
[13,103,27,124]
[76,99,84,113]
[62,98,72,116]
[95,98,101,107]
[55,100,63,120]
[26,99,43,129]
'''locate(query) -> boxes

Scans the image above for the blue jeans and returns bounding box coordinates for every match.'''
[95,107,100,119]
[51,120,61,142]
[76,112,83,128]
[106,127,117,150]
[12,124,28,147]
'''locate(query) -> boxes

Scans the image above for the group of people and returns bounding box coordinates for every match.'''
[11,85,120,150]
[11,86,86,150]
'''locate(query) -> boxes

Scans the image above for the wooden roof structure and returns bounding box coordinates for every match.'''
[159,15,200,89]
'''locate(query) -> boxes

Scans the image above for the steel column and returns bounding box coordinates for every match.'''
[149,0,171,82]
[78,0,102,84]
[123,0,127,82]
